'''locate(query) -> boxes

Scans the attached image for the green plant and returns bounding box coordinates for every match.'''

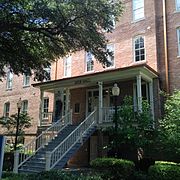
[157,91,180,161]
[104,96,154,158]
[148,161,180,180]
[0,113,32,150]
[90,158,135,180]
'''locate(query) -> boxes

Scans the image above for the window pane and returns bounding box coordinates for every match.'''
[177,29,180,56]
[176,0,180,11]
[4,102,10,117]
[86,52,94,71]
[133,0,144,20]
[64,56,72,77]
[6,71,13,89]
[134,36,145,62]
[106,44,114,67]
[22,100,28,113]
[23,74,30,86]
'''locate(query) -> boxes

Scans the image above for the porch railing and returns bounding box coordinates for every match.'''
[15,110,72,172]
[41,112,53,126]
[45,108,97,170]
[101,107,115,123]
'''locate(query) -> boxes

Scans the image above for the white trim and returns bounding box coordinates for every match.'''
[64,56,72,77]
[105,44,115,69]
[177,27,180,56]
[85,52,94,72]
[176,0,180,11]
[133,35,146,62]
[132,0,144,22]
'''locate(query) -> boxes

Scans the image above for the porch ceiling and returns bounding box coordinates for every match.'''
[33,64,158,92]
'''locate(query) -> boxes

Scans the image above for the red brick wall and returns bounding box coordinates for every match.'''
[0,75,40,136]
[50,0,158,81]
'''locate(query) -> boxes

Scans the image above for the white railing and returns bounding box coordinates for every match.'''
[14,110,72,172]
[41,112,53,126]
[101,107,115,123]
[45,108,97,170]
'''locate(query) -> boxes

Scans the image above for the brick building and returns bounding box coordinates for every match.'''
[0,0,180,168]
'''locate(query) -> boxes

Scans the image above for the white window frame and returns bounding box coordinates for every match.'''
[85,52,94,72]
[23,73,30,87]
[22,100,28,114]
[64,56,72,77]
[134,36,146,62]
[177,28,180,56]
[176,0,180,11]
[133,0,144,21]
[4,102,10,117]
[43,97,49,119]
[6,71,13,90]
[44,66,51,81]
[106,44,115,68]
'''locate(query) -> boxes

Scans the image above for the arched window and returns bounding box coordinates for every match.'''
[134,36,145,62]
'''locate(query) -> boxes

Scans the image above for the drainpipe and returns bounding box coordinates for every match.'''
[162,0,169,93]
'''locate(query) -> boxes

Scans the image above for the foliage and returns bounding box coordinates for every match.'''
[90,157,135,180]
[157,91,180,161]
[0,113,32,148]
[0,0,123,80]
[148,161,180,180]
[2,171,103,180]
[105,96,154,152]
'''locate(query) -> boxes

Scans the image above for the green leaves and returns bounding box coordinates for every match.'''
[0,0,123,79]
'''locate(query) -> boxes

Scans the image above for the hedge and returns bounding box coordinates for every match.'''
[148,161,180,180]
[90,158,135,180]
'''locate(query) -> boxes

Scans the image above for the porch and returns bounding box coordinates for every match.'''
[33,64,159,128]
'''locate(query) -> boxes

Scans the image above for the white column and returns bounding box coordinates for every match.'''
[136,75,142,112]
[98,82,103,124]
[149,81,155,124]
[39,89,44,126]
[65,88,70,114]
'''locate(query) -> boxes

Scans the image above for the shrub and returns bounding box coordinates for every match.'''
[148,161,180,180]
[90,158,135,180]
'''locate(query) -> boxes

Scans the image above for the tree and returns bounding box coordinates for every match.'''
[0,113,32,150]
[0,0,123,80]
[106,96,154,158]
[157,91,180,161]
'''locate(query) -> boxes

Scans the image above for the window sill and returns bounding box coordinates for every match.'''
[104,66,116,70]
[177,56,180,59]
[6,88,12,91]
[173,10,180,14]
[23,85,30,88]
[131,17,145,24]
[84,70,95,74]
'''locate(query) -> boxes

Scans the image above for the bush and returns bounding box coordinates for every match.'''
[148,161,180,180]
[90,158,135,180]
[2,171,102,180]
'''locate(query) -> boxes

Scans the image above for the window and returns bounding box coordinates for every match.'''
[22,100,28,114]
[43,98,49,118]
[106,44,115,68]
[6,70,13,89]
[44,66,51,81]
[134,36,145,62]
[177,28,180,56]
[86,52,94,72]
[64,56,72,77]
[23,73,30,87]
[4,102,10,117]
[133,0,144,21]
[74,103,80,113]
[176,0,180,11]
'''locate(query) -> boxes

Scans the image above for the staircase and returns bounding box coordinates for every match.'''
[14,109,97,174]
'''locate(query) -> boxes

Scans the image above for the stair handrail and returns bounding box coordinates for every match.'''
[46,109,97,170]
[17,110,72,168]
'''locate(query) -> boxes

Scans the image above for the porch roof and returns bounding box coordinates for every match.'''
[33,63,158,92]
